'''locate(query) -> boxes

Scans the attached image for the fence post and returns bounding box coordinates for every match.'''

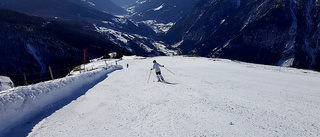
[84,49,86,72]
[49,66,54,80]
[23,73,28,85]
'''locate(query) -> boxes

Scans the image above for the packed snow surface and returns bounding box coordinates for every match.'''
[1,56,320,136]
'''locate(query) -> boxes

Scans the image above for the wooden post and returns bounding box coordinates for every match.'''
[23,73,28,85]
[49,66,54,80]
[104,60,108,67]
[84,49,86,72]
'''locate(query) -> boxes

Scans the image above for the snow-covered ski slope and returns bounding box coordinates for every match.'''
[2,56,320,136]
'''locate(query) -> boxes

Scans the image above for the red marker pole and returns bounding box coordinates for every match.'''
[84,49,86,72]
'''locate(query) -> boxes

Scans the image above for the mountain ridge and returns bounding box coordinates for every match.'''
[67,0,127,15]
[0,8,131,85]
[163,0,320,70]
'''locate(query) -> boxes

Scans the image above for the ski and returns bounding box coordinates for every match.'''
[153,80,177,85]
[161,81,177,85]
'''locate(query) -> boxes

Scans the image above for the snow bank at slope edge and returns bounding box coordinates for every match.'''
[0,65,123,134]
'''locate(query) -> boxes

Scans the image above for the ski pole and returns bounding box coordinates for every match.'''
[147,69,152,83]
[164,67,175,75]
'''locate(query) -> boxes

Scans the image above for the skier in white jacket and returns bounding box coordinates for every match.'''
[151,60,165,82]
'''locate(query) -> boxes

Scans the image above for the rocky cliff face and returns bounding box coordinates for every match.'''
[165,0,320,70]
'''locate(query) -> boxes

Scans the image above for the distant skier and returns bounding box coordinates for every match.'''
[127,64,129,68]
[151,60,165,82]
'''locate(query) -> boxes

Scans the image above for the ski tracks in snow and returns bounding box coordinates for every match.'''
[27,57,320,137]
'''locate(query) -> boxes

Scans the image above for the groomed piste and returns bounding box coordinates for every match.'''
[1,56,320,136]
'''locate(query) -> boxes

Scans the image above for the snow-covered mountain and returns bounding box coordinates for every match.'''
[1,56,320,136]
[0,0,114,21]
[129,0,201,23]
[0,0,156,37]
[0,7,175,84]
[0,1,177,85]
[0,8,131,85]
[2,0,320,87]
[93,23,177,56]
[164,0,320,71]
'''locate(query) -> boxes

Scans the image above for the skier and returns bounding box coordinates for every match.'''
[150,60,165,82]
